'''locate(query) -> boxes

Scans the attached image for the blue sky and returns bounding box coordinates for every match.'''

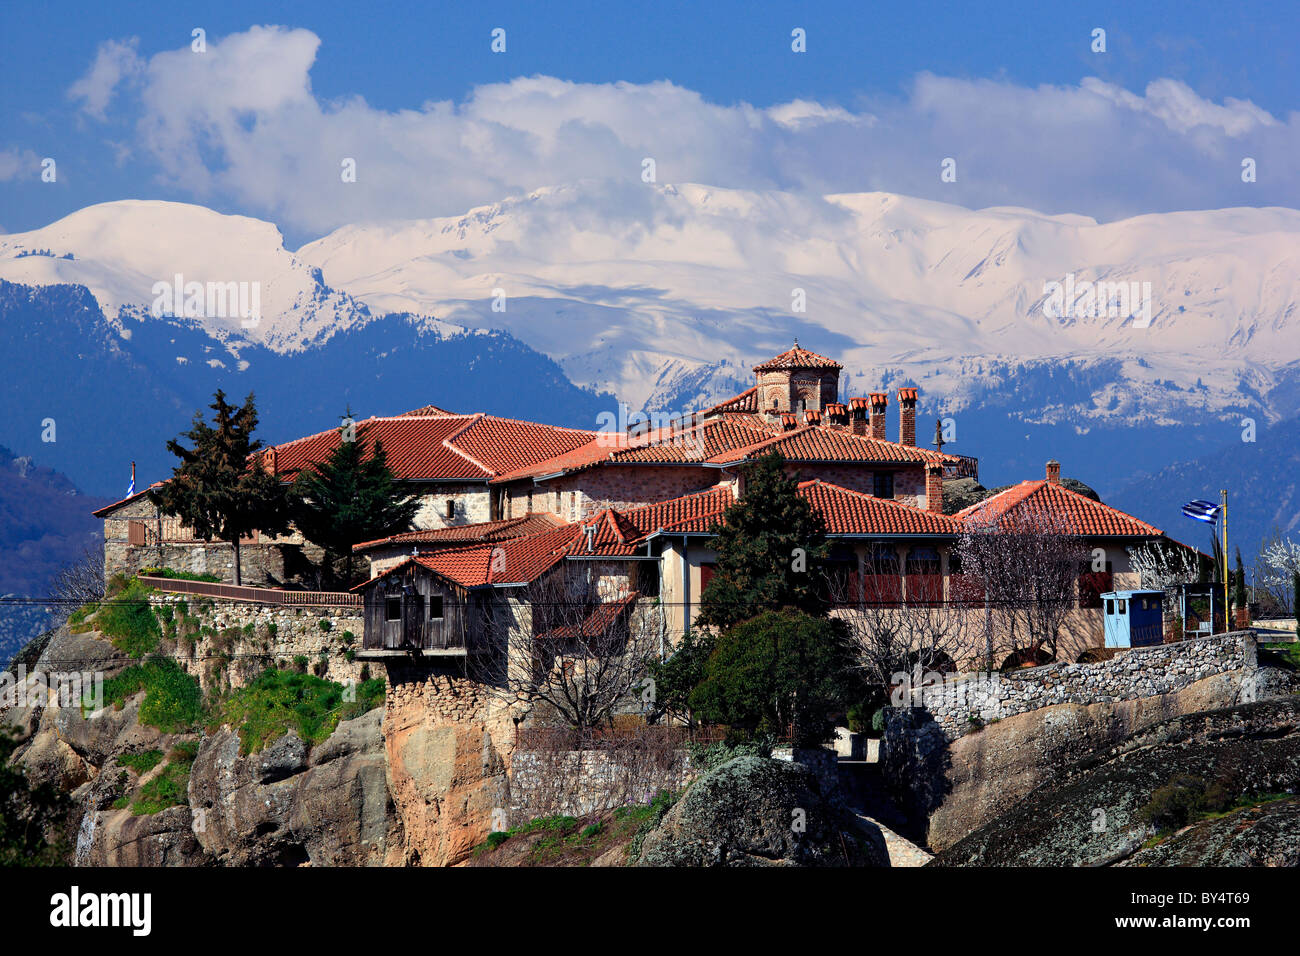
[2,0,1297,245]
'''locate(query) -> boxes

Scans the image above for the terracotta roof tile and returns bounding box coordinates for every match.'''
[352,513,564,553]
[753,344,843,372]
[796,480,961,535]
[265,413,597,483]
[954,480,1163,537]
[705,423,956,465]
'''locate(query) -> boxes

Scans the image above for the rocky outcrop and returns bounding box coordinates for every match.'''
[381,665,513,867]
[79,806,209,867]
[932,697,1300,866]
[1121,797,1300,866]
[635,755,889,867]
[885,669,1269,850]
[188,709,402,866]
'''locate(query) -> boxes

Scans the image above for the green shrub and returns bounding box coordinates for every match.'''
[92,578,163,656]
[1141,775,1208,833]
[139,567,221,583]
[117,749,164,775]
[318,619,332,632]
[213,669,384,755]
[131,743,200,815]
[99,657,204,733]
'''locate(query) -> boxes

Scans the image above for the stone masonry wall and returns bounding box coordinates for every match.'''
[891,631,1257,742]
[148,593,366,694]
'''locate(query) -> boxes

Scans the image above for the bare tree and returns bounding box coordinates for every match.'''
[1255,531,1300,616]
[832,550,972,690]
[956,505,1088,665]
[1128,537,1200,624]
[474,564,659,734]
[49,546,105,628]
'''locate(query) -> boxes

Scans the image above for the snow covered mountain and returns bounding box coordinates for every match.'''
[2,184,1299,516]
[298,182,1300,421]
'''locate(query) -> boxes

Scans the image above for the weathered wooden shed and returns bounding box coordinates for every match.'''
[354,557,479,658]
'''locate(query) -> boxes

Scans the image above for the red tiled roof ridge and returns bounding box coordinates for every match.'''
[954,479,1163,536]
[753,345,843,371]
[705,422,958,465]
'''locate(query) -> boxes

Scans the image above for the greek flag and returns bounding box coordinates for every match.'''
[1182,499,1219,524]
[126,474,135,496]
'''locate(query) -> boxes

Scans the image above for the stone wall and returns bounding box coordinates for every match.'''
[890,630,1257,743]
[148,593,366,692]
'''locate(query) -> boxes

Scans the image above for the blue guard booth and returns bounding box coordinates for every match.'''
[1102,589,1165,648]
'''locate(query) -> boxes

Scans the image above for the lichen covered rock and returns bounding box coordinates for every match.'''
[635,755,888,867]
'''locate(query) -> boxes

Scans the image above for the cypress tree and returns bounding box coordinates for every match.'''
[152,391,289,586]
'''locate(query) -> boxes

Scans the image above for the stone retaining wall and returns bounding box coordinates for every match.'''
[149,593,366,692]
[892,631,1257,741]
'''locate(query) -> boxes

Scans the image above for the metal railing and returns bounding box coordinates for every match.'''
[137,575,362,607]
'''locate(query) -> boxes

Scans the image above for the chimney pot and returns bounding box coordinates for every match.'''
[868,392,888,440]
[1046,459,1061,484]
[780,413,798,432]
[897,388,918,446]
[849,397,869,436]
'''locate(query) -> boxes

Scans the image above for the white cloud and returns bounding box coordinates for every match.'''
[68,27,1300,239]
[68,38,144,120]
[0,147,40,182]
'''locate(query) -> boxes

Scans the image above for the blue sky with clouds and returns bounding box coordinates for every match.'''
[2,0,1296,245]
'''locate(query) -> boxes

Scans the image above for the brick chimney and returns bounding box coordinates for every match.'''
[897,388,918,446]
[1046,459,1061,485]
[926,462,944,513]
[869,393,888,440]
[780,412,798,432]
[825,402,848,428]
[849,397,869,436]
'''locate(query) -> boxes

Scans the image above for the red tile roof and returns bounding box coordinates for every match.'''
[265,413,597,483]
[954,480,1163,537]
[352,513,564,553]
[489,418,777,482]
[754,344,843,372]
[705,423,956,466]
[701,387,759,416]
[538,591,641,640]
[797,480,962,535]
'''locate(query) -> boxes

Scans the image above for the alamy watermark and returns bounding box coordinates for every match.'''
[1,665,104,711]
[151,273,261,328]
[596,403,705,457]
[1042,273,1153,329]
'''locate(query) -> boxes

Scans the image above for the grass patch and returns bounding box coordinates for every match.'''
[99,657,205,733]
[130,743,200,815]
[213,668,385,755]
[117,749,164,775]
[73,578,162,656]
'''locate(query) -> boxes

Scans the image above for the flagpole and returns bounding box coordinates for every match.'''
[1221,488,1229,633]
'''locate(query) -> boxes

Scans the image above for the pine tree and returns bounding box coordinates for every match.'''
[151,391,289,586]
[695,451,831,631]
[290,416,419,586]
[649,452,830,722]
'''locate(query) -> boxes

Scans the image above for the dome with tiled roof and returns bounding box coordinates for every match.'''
[753,341,843,372]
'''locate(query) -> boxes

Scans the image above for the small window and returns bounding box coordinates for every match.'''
[384,597,401,621]
[429,595,444,620]
[873,472,895,500]
[445,499,455,520]
[1118,600,1127,615]
[1105,599,1114,615]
